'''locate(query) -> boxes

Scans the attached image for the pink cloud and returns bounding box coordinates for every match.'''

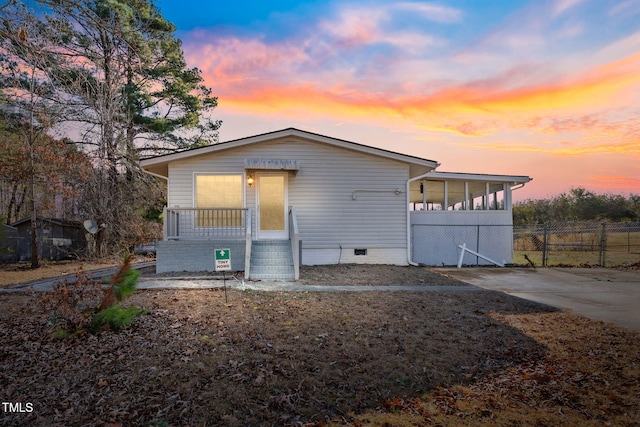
[586,175,640,191]
[187,29,640,148]
[553,0,585,16]
[393,2,462,23]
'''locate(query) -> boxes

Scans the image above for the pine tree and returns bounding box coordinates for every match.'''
[2,0,220,255]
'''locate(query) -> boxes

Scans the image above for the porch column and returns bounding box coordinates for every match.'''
[485,182,490,210]
[162,207,168,241]
[464,181,470,210]
[443,181,449,210]
[504,183,512,210]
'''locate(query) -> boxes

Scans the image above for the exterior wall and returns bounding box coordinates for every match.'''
[167,137,410,266]
[13,219,86,261]
[302,248,407,266]
[156,240,245,273]
[0,225,18,263]
[411,210,514,266]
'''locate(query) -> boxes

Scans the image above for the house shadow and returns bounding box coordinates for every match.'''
[147,288,559,425]
[2,286,561,426]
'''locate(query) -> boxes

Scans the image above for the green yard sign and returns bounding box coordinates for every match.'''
[215,248,231,271]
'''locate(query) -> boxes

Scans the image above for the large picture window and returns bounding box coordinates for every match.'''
[195,174,243,226]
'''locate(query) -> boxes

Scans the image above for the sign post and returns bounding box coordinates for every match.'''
[215,248,232,302]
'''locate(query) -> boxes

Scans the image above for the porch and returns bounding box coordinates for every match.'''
[408,173,526,266]
[157,207,300,280]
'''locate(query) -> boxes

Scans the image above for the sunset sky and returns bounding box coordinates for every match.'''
[156,0,640,201]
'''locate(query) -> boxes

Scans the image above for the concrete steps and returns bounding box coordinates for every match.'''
[249,240,295,281]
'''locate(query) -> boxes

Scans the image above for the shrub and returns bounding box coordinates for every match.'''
[38,254,144,337]
[115,269,140,301]
[91,305,146,332]
[39,270,105,333]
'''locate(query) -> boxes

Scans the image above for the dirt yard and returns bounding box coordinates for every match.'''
[0,264,639,426]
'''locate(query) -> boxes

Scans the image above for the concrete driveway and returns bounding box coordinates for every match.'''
[441,267,640,332]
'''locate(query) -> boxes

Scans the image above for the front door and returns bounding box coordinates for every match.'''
[257,172,288,239]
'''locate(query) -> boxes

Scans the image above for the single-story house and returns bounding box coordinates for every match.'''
[140,128,531,279]
[11,217,86,261]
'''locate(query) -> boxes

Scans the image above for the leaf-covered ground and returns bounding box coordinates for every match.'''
[1,269,639,426]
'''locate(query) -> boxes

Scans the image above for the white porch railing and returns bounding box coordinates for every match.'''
[163,208,249,240]
[244,208,252,280]
[289,206,300,280]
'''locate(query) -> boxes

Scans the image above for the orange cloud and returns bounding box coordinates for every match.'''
[400,52,640,116]
[456,140,640,156]
[188,27,640,165]
[221,83,402,123]
[205,51,640,136]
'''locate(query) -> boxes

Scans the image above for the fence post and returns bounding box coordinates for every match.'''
[542,223,548,267]
[599,223,606,266]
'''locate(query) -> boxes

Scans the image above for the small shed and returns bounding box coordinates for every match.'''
[11,217,86,261]
[0,224,19,263]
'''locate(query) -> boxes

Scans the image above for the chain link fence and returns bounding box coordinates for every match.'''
[514,222,640,267]
[0,235,87,263]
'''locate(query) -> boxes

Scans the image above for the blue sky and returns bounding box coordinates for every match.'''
[155,0,640,200]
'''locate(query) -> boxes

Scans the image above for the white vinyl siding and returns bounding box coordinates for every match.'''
[167,137,409,264]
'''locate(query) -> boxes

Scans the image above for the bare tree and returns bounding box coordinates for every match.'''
[0,3,72,267]
[3,0,220,257]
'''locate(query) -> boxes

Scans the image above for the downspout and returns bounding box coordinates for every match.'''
[406,169,439,266]
[507,182,526,211]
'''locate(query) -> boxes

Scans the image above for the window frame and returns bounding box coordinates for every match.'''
[193,173,246,227]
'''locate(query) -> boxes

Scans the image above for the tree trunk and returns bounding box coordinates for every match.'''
[29,147,39,268]
[29,145,40,268]
[30,208,38,268]
[6,182,19,225]
[28,66,39,269]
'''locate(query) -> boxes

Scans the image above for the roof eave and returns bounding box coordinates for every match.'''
[421,171,532,184]
[139,128,440,174]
